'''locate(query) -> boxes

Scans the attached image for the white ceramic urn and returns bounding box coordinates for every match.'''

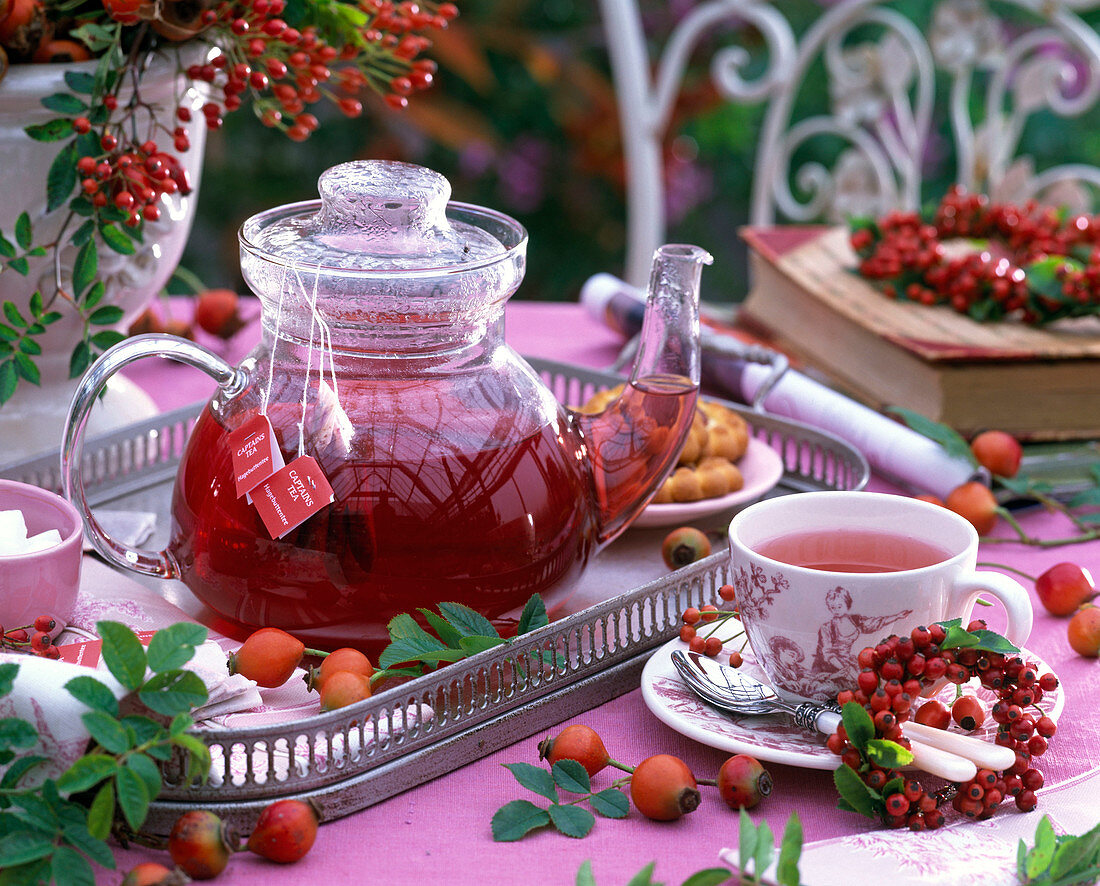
[0,52,209,463]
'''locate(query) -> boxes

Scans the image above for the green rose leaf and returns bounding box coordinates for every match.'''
[886,406,975,464]
[754,818,776,883]
[681,871,735,886]
[504,762,558,802]
[86,782,115,840]
[60,823,115,868]
[97,621,147,690]
[517,594,549,634]
[491,799,550,842]
[64,675,120,717]
[624,863,658,886]
[776,811,804,886]
[458,635,505,656]
[1,755,48,790]
[115,765,151,831]
[146,622,207,673]
[138,670,208,717]
[437,601,500,639]
[0,716,38,749]
[50,844,95,886]
[1024,815,1057,880]
[551,759,591,795]
[738,807,758,876]
[548,803,595,839]
[81,710,130,755]
[419,609,463,648]
[56,755,117,794]
[125,753,163,804]
[589,788,629,819]
[833,763,880,819]
[0,830,56,867]
[840,701,875,751]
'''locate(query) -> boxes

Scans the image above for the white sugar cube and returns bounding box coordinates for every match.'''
[23,529,63,554]
[0,509,29,555]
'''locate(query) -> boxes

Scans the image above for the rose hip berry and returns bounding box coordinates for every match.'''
[945,481,1000,535]
[629,754,701,821]
[168,810,238,880]
[661,526,711,570]
[1067,605,1100,657]
[194,288,244,338]
[951,695,986,731]
[247,799,320,864]
[538,724,612,777]
[228,627,306,688]
[307,647,374,692]
[1036,563,1096,616]
[970,430,1023,478]
[716,754,772,810]
[318,670,372,711]
[120,863,188,886]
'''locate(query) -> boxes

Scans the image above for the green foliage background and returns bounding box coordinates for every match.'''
[183,0,1100,305]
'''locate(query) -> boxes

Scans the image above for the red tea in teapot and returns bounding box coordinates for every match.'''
[169,373,695,651]
[65,161,709,657]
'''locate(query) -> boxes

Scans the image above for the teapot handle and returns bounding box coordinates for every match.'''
[62,333,247,579]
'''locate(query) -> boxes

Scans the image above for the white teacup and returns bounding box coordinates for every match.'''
[727,491,1033,702]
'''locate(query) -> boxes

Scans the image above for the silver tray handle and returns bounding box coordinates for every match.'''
[62,333,246,578]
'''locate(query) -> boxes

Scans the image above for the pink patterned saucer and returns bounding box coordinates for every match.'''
[640,636,1064,770]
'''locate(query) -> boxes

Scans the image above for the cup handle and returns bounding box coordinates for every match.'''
[947,570,1034,648]
[62,333,246,579]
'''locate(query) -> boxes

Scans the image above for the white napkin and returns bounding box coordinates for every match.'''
[0,654,126,785]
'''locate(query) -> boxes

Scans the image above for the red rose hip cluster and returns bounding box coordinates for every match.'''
[829,619,1058,829]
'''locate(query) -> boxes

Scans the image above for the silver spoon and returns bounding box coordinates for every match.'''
[670,650,1007,781]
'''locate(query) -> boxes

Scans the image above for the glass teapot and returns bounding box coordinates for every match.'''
[63,160,710,650]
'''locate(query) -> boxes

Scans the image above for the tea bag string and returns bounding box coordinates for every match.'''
[259,263,289,417]
[293,263,339,459]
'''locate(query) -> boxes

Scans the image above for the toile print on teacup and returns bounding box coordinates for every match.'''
[733,560,914,698]
[727,491,1033,703]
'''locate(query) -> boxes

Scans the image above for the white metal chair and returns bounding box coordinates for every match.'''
[600,0,1100,287]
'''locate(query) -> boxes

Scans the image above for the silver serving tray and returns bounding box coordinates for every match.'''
[1,357,868,833]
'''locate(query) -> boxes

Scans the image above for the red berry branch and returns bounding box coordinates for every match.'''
[0,0,454,402]
[829,618,1059,830]
[850,186,1100,325]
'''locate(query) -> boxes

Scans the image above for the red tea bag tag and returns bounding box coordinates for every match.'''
[228,413,285,499]
[252,456,335,539]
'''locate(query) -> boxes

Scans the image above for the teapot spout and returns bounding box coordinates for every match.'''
[575,244,712,544]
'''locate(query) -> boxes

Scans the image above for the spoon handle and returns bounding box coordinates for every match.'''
[904,722,1017,771]
[907,740,978,782]
[790,700,978,781]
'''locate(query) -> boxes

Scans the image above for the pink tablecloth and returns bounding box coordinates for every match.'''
[102,300,1100,885]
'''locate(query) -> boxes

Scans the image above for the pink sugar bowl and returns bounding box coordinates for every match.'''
[0,480,84,631]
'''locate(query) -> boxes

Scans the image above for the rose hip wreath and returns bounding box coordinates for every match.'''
[849,186,1100,325]
[828,618,1058,830]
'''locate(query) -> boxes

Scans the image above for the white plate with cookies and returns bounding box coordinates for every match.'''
[632,436,785,527]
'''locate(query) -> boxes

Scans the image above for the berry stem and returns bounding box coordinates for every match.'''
[303,647,330,659]
[607,759,633,774]
[977,561,1036,582]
